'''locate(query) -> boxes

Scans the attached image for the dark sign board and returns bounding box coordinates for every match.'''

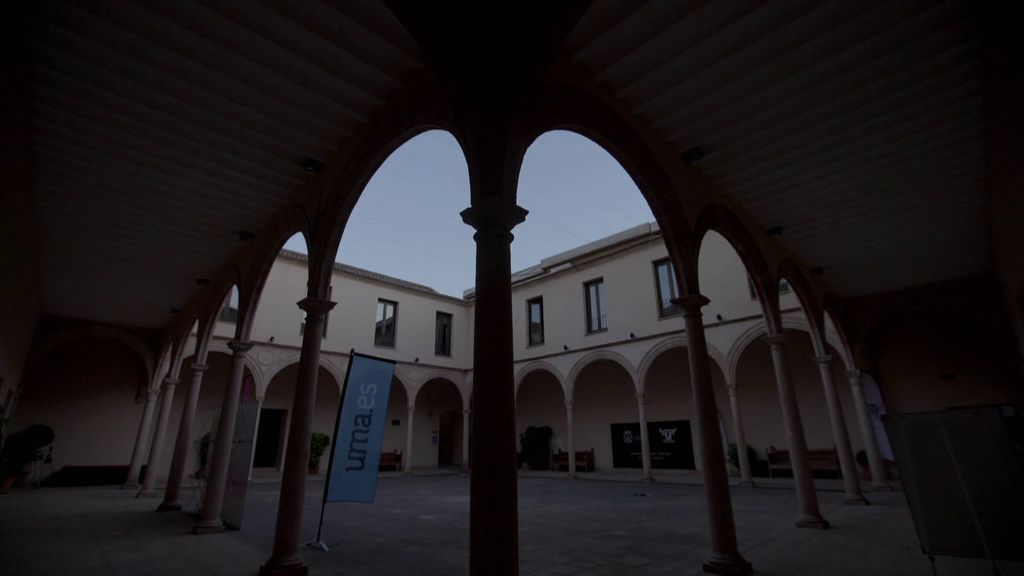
[610,420,694,470]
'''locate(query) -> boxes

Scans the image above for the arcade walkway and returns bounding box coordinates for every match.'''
[0,476,1004,576]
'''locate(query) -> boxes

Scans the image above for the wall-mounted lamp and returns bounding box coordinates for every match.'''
[716,314,723,321]
[563,345,569,351]
[629,332,635,339]
[269,336,275,343]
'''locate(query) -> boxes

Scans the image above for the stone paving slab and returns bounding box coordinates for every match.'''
[0,475,1016,575]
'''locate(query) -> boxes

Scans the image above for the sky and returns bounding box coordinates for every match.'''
[283,130,656,298]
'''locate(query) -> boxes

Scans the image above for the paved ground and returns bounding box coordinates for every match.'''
[0,474,1016,575]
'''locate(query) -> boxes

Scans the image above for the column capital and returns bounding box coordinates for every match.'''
[297,296,336,317]
[227,340,255,355]
[460,198,527,235]
[564,401,574,410]
[762,333,787,347]
[813,355,833,366]
[163,377,180,387]
[671,294,710,313]
[407,405,416,413]
[462,408,471,416]
[190,362,210,372]
[846,369,863,382]
[726,384,738,397]
[635,392,647,404]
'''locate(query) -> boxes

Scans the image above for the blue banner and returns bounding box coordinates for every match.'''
[324,354,395,503]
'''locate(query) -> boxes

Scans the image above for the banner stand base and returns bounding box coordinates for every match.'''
[303,540,329,552]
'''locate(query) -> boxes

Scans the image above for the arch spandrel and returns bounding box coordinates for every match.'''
[777,259,827,357]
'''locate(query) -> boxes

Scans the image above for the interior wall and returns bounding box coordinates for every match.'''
[10,339,146,471]
[516,371,568,458]
[572,360,637,471]
[382,379,409,458]
[257,364,339,470]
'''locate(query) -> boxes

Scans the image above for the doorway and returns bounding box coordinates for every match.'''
[437,410,462,467]
[254,408,286,468]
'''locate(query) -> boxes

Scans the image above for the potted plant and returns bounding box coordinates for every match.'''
[1,425,54,494]
[309,432,331,475]
[727,443,757,472]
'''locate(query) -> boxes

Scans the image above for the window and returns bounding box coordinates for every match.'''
[653,259,682,317]
[218,286,239,323]
[435,312,452,356]
[375,299,398,347]
[748,276,790,300]
[584,279,607,333]
[527,297,544,346]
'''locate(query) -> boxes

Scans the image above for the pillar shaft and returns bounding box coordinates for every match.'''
[765,335,828,528]
[260,297,334,574]
[138,377,178,496]
[462,409,471,471]
[159,362,209,511]
[727,386,753,485]
[404,405,416,473]
[847,370,889,489]
[636,393,652,480]
[124,387,160,489]
[462,199,526,576]
[194,340,253,532]
[678,295,751,574]
[565,402,576,476]
[814,356,866,504]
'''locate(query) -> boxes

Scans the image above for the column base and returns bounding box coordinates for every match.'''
[736,479,756,487]
[135,490,157,498]
[795,515,830,530]
[156,501,182,512]
[871,482,894,491]
[641,474,653,483]
[843,495,870,506]
[191,521,225,535]
[258,558,308,576]
[122,481,140,490]
[702,553,753,575]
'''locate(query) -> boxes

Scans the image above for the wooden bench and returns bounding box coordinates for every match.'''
[378,450,402,472]
[766,446,840,478]
[551,449,595,472]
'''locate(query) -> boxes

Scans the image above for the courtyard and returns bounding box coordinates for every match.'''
[0,475,1007,575]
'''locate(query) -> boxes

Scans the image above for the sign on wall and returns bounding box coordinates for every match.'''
[610,420,694,470]
[222,374,260,530]
[323,353,395,503]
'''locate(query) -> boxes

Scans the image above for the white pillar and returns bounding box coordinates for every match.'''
[565,401,576,477]
[815,356,867,504]
[727,384,754,486]
[847,370,890,489]
[462,408,471,471]
[636,392,652,481]
[137,377,178,497]
[124,387,160,489]
[404,405,415,473]
[248,397,264,481]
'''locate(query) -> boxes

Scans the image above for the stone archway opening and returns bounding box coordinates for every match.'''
[515,369,565,470]
[571,359,637,473]
[255,364,340,473]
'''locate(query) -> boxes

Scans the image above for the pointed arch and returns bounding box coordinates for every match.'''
[565,350,638,401]
[777,259,827,357]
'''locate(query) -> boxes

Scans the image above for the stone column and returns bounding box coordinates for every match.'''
[158,362,209,511]
[248,398,264,481]
[764,334,829,528]
[814,356,867,505]
[124,387,160,489]
[259,297,334,575]
[137,377,179,497]
[726,385,754,487]
[462,408,471,471]
[565,401,576,477]
[193,340,253,533]
[636,392,652,481]
[462,199,527,576]
[404,405,416,474]
[847,370,890,489]
[677,295,752,574]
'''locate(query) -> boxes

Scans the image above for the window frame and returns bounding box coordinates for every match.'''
[652,258,683,318]
[374,298,398,348]
[434,311,453,357]
[583,278,608,334]
[526,296,545,347]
